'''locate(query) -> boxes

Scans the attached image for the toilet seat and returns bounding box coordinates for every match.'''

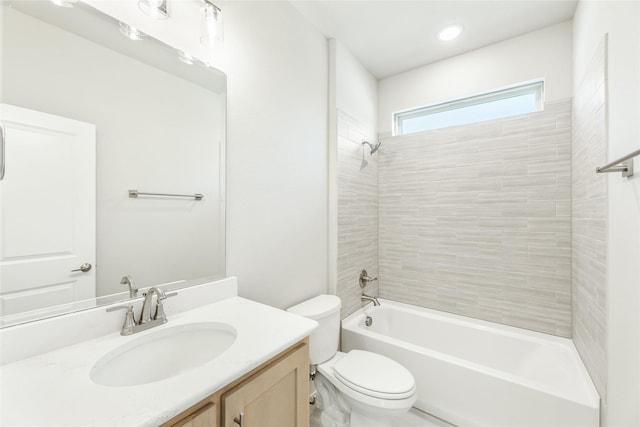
[317,350,418,426]
[333,350,416,400]
[287,295,416,427]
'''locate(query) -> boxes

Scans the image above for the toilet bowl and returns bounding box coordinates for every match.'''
[317,350,417,427]
[288,295,417,427]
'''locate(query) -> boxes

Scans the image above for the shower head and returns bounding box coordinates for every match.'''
[370,141,382,154]
[362,140,382,155]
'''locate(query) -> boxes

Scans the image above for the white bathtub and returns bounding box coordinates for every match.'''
[341,300,599,427]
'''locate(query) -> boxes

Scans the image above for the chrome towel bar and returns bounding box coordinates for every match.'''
[596,148,640,178]
[128,190,204,200]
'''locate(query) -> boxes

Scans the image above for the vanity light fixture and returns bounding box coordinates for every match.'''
[111,1,223,52]
[138,0,170,20]
[437,24,464,41]
[49,0,77,7]
[119,22,145,41]
[200,0,223,49]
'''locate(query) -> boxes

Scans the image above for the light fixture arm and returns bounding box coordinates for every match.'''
[202,0,221,11]
[138,0,170,20]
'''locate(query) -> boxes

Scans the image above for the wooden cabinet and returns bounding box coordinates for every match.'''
[173,402,216,427]
[163,339,309,427]
[221,342,309,427]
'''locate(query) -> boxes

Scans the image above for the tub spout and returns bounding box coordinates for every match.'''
[361,294,380,306]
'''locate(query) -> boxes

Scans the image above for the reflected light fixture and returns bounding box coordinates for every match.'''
[178,51,195,65]
[438,25,464,41]
[200,0,223,49]
[138,0,170,20]
[119,22,145,41]
[49,0,77,7]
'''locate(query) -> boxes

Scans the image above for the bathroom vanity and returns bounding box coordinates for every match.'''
[165,339,309,427]
[0,278,316,426]
[0,3,314,425]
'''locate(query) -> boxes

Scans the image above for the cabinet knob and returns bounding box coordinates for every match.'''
[233,412,244,426]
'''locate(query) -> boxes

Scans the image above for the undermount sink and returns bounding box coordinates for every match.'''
[90,322,237,387]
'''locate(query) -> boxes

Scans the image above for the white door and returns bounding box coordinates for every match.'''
[0,104,96,316]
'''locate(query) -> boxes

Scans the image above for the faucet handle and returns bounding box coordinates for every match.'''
[107,304,137,336]
[153,292,176,323]
[154,300,168,324]
[141,288,177,298]
[106,303,133,313]
[160,291,178,300]
[359,269,378,288]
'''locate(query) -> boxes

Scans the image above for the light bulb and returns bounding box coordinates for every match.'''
[119,22,144,41]
[138,0,170,20]
[200,2,223,49]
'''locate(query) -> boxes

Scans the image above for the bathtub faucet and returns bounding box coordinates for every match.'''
[361,293,381,306]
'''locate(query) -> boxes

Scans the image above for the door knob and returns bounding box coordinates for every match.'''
[71,263,92,273]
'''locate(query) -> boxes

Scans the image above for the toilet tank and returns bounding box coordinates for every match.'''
[287,295,341,365]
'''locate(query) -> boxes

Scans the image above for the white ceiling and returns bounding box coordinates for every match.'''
[291,0,578,79]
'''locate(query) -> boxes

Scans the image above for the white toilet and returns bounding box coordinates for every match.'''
[288,295,417,427]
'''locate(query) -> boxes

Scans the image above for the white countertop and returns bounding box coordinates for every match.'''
[0,296,317,426]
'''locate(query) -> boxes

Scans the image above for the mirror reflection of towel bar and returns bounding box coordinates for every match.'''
[128,190,204,200]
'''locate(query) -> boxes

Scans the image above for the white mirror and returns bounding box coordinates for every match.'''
[0,0,226,326]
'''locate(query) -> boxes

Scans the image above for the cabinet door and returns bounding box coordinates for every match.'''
[173,402,216,427]
[222,344,309,427]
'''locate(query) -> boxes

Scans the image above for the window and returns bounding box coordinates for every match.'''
[394,81,544,135]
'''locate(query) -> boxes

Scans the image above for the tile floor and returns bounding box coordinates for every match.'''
[311,406,454,427]
[393,408,454,427]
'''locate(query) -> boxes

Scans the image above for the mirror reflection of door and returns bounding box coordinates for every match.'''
[0,104,96,316]
[0,2,226,325]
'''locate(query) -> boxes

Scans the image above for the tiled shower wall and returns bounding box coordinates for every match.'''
[336,110,379,318]
[572,38,608,411]
[377,100,573,337]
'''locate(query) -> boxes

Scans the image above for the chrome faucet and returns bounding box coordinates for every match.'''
[361,294,381,306]
[140,287,168,325]
[120,275,138,298]
[107,287,176,336]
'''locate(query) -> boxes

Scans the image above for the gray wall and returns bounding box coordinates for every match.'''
[377,100,573,337]
[572,37,608,414]
[336,110,379,318]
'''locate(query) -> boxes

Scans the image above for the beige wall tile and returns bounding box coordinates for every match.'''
[377,100,573,336]
[336,110,379,318]
[571,39,608,409]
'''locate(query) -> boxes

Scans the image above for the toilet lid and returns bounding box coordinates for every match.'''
[333,350,416,399]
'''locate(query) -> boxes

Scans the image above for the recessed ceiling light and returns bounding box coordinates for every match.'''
[438,25,463,41]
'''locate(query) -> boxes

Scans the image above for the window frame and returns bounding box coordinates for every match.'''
[393,80,544,136]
